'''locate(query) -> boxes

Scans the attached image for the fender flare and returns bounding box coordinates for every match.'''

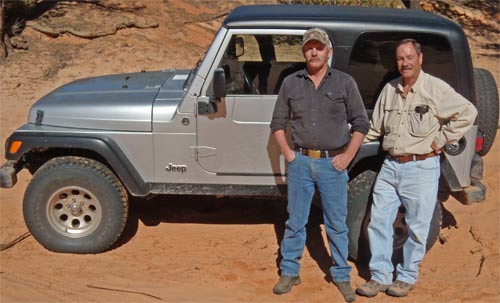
[5,132,149,196]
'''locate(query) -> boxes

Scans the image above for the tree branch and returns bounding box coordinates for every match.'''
[26,19,159,39]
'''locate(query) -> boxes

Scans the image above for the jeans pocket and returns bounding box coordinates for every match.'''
[416,157,439,170]
[329,156,343,172]
[288,151,299,165]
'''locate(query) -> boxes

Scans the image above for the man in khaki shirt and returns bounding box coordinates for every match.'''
[356,39,477,298]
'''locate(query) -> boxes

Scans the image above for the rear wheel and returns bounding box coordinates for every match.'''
[23,156,128,253]
[346,170,442,262]
[346,170,376,260]
[360,199,442,263]
[474,68,499,156]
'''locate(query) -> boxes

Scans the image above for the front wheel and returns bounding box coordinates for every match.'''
[23,156,128,253]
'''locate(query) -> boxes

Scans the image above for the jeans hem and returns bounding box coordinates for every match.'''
[280,272,300,278]
[395,276,415,285]
[371,275,392,285]
[332,278,351,284]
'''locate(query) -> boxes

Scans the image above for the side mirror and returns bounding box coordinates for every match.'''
[213,67,226,99]
[197,68,226,115]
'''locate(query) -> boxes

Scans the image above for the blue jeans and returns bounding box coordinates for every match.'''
[368,156,440,285]
[280,152,351,283]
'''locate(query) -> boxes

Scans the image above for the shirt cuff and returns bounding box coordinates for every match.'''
[350,125,369,135]
[270,124,286,133]
[433,133,447,149]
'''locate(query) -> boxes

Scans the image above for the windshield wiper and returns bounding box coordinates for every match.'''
[184,54,204,90]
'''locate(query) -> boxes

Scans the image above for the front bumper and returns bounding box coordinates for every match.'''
[0,160,18,188]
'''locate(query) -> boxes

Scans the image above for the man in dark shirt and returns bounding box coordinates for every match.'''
[270,28,369,302]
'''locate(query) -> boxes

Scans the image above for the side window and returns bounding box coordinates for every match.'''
[347,32,457,109]
[220,34,304,95]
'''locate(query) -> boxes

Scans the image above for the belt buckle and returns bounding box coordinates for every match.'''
[308,149,321,159]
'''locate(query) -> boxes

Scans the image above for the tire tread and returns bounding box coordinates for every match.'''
[24,156,128,253]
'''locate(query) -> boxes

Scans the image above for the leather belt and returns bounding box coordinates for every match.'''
[388,152,437,163]
[295,145,346,159]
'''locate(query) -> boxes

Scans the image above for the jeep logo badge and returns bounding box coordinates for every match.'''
[166,163,187,173]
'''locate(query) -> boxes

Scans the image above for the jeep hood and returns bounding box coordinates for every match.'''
[28,70,190,131]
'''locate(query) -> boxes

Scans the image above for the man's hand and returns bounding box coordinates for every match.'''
[273,129,296,163]
[331,152,354,171]
[332,131,365,171]
[431,141,442,154]
[284,149,296,163]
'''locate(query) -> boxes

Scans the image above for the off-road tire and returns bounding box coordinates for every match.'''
[358,198,442,264]
[23,156,128,253]
[474,68,499,156]
[346,170,376,260]
[347,170,442,262]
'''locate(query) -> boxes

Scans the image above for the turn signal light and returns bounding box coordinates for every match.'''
[476,132,484,153]
[475,132,484,153]
[8,141,22,154]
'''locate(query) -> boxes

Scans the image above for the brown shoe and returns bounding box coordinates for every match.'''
[273,275,301,294]
[335,281,356,302]
[386,280,414,297]
[355,280,390,297]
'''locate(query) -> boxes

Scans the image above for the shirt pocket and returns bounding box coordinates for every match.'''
[322,91,346,116]
[289,93,306,118]
[382,103,400,134]
[409,103,435,137]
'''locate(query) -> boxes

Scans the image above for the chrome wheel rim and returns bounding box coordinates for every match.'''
[46,186,102,238]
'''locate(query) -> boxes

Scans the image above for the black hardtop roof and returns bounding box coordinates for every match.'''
[224,5,456,29]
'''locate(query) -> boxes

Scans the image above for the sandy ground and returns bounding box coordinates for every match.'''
[0,1,499,302]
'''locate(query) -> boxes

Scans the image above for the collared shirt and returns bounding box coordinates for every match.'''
[270,67,369,150]
[364,70,478,155]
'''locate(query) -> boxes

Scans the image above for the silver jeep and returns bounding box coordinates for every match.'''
[1,5,498,258]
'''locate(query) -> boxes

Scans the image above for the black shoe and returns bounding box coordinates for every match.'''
[335,281,356,302]
[273,275,301,294]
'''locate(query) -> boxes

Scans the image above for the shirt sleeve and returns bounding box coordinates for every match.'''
[270,78,290,133]
[363,84,388,143]
[433,83,478,148]
[345,76,369,135]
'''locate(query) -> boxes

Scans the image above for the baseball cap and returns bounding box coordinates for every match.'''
[303,28,331,47]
